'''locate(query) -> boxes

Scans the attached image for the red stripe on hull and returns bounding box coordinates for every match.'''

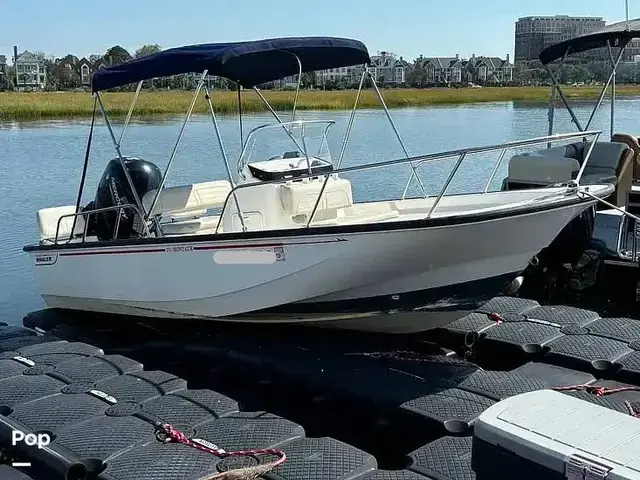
[56,238,346,257]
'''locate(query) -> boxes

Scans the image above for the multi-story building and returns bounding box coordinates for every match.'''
[77,57,108,87]
[318,51,410,86]
[367,52,411,84]
[0,56,7,84]
[514,15,605,63]
[416,54,513,85]
[14,51,47,90]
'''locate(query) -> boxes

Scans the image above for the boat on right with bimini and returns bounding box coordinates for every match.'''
[506,18,640,307]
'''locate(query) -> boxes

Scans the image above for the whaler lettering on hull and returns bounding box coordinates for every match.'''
[35,254,57,266]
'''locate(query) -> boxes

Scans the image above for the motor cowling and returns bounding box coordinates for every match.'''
[93,157,162,241]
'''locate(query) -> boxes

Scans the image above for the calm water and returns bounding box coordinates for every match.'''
[2,98,639,324]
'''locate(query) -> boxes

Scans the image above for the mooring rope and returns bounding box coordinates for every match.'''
[155,423,286,480]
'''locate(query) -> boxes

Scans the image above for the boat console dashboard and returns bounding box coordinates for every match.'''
[247,153,334,182]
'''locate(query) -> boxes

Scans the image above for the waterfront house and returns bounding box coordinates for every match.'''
[318,66,352,86]
[415,54,512,86]
[0,55,7,86]
[15,51,46,90]
[77,57,108,86]
[465,55,513,84]
[262,74,300,89]
[368,52,410,84]
[419,55,465,85]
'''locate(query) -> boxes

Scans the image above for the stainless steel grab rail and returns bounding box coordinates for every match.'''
[214,130,602,232]
[54,203,150,244]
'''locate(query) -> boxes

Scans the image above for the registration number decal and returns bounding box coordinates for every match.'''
[213,246,286,264]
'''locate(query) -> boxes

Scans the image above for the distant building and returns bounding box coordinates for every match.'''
[514,15,605,63]
[466,54,514,84]
[77,57,108,86]
[15,51,46,90]
[419,55,465,84]
[317,51,410,86]
[416,54,513,85]
[367,52,410,84]
[620,39,640,63]
[318,66,352,85]
[0,55,7,82]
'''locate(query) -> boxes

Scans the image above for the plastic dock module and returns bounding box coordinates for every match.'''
[0,465,39,480]
[18,300,640,480]
[472,389,640,480]
[432,296,640,379]
[0,324,378,480]
[408,437,475,480]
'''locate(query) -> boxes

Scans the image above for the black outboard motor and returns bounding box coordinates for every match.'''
[93,157,163,241]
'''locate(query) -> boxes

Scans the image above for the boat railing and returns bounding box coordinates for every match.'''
[236,120,336,177]
[53,203,150,244]
[216,130,603,233]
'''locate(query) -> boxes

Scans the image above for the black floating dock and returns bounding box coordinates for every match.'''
[2,296,640,479]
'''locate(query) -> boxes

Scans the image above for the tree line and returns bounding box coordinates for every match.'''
[2,43,638,91]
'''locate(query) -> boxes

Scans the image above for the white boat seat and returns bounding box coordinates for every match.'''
[279,177,354,218]
[335,202,400,223]
[310,202,400,226]
[37,205,86,243]
[143,180,232,219]
[507,154,580,187]
[160,215,221,235]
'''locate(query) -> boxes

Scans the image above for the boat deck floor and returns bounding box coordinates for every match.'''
[2,296,640,479]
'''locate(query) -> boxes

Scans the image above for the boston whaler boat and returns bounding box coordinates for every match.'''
[24,36,614,332]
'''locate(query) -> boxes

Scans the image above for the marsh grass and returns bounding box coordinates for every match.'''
[2,86,640,120]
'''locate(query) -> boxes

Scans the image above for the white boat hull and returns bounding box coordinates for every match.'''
[29,195,597,332]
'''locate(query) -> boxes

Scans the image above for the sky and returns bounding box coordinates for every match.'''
[1,0,637,63]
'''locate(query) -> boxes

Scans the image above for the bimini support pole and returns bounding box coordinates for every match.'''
[368,70,428,198]
[237,83,243,148]
[96,91,147,223]
[547,83,556,143]
[252,86,307,155]
[290,53,303,122]
[545,53,585,132]
[584,41,627,134]
[118,80,143,147]
[204,86,247,232]
[70,95,98,241]
[336,68,366,170]
[608,40,618,139]
[147,69,208,222]
[547,46,570,143]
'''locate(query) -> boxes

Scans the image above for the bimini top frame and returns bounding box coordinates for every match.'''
[539,18,640,140]
[75,36,429,240]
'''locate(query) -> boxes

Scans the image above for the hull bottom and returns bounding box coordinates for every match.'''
[42,271,521,333]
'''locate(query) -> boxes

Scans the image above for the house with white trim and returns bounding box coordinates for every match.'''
[0,56,7,86]
[15,51,47,90]
[465,54,513,84]
[367,52,410,84]
[419,55,465,85]
[77,57,108,87]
